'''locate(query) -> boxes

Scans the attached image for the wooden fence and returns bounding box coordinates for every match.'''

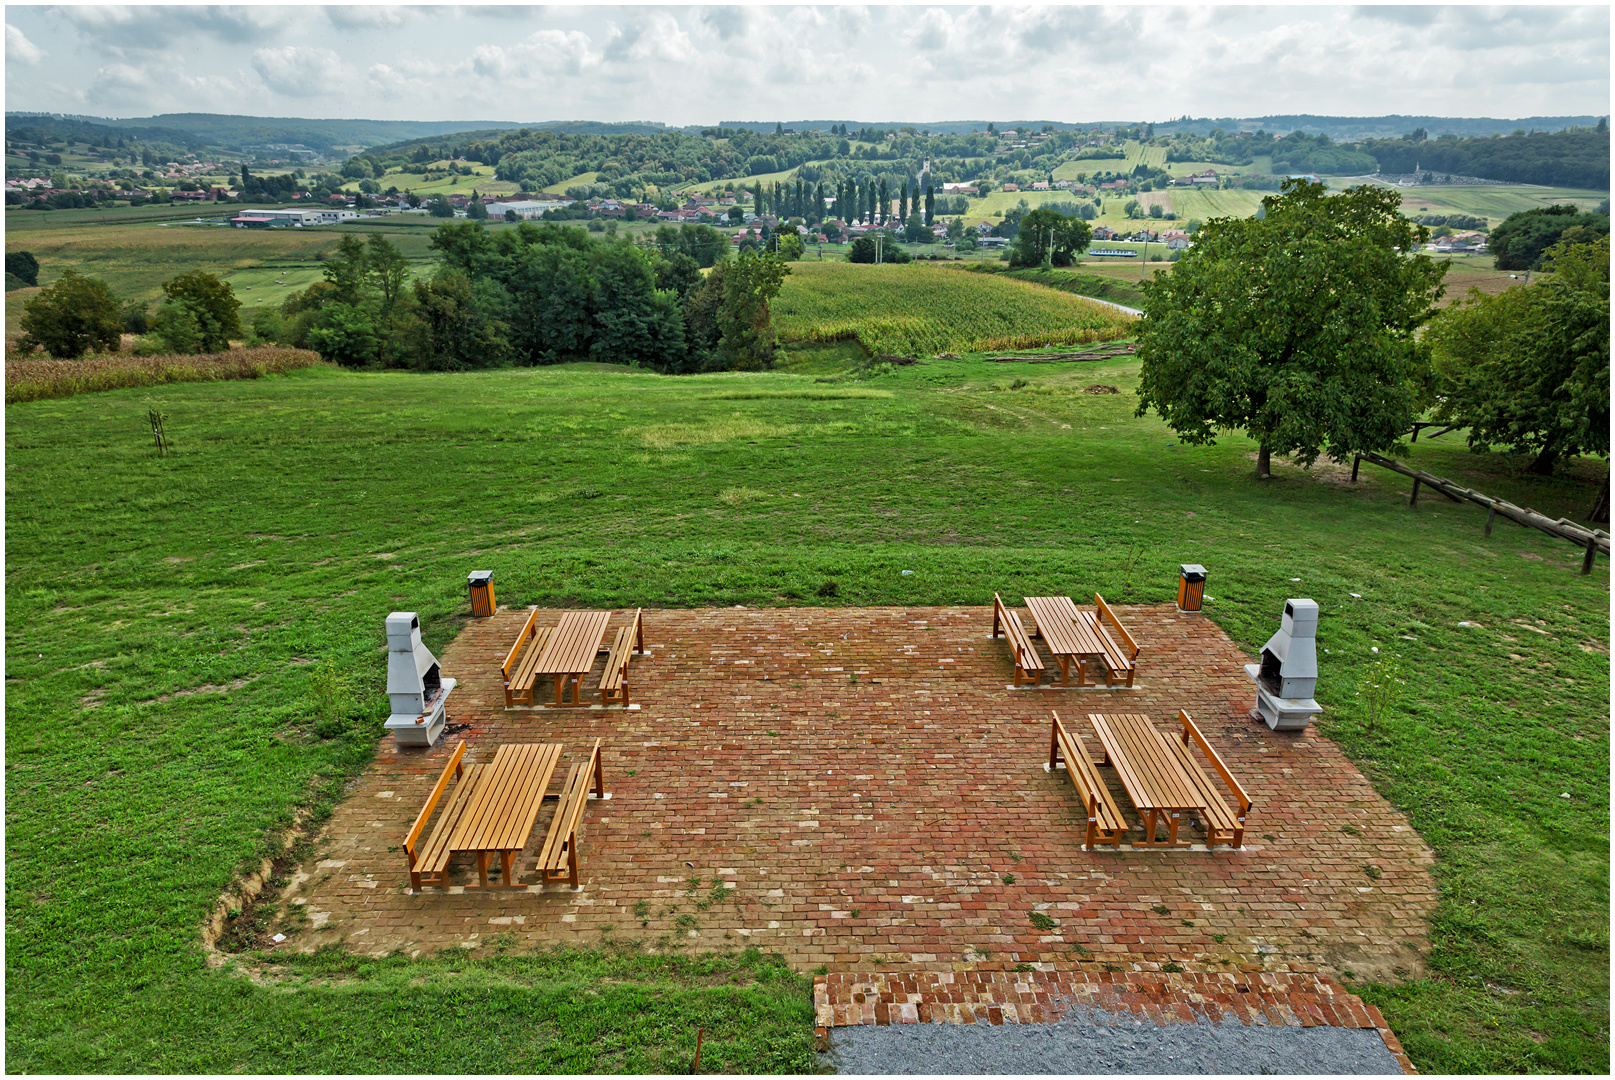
[1352,451,1609,575]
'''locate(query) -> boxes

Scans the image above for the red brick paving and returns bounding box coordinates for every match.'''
[274,605,1434,1032]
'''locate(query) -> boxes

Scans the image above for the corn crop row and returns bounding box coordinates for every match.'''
[6,347,327,404]
[772,262,1135,358]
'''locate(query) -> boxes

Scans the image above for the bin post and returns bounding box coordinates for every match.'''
[467,571,495,618]
[1177,564,1207,613]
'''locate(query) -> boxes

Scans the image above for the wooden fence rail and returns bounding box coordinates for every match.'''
[1352,451,1609,575]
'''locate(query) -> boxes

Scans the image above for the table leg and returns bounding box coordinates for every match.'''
[1166,811,1181,847]
[476,851,490,888]
[501,849,516,888]
[553,673,564,706]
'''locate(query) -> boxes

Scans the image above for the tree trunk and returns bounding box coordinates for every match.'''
[1256,442,1272,479]
[1590,476,1610,524]
[1528,444,1559,476]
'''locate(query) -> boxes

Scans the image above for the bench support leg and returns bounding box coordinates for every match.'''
[476,851,490,888]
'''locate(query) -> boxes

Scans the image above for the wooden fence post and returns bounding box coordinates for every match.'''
[1351,455,1361,483]
[1484,505,1497,537]
[1582,536,1597,575]
[1409,477,1421,507]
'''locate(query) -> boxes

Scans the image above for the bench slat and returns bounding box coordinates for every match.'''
[537,739,603,888]
[598,625,634,705]
[994,593,1045,685]
[1049,712,1128,849]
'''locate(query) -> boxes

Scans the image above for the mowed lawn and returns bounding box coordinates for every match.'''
[4,356,1608,1073]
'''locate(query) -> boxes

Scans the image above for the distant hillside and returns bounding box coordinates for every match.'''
[108,114,533,154]
[6,112,678,157]
[1154,114,1606,141]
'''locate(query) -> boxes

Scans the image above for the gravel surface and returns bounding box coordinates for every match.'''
[826,1009,1402,1075]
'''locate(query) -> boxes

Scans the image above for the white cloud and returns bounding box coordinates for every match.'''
[0,5,1606,125]
[252,46,349,98]
[468,29,601,82]
[6,22,44,64]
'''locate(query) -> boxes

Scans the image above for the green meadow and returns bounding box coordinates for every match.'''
[3,344,1608,1073]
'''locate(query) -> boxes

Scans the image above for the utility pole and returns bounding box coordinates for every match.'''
[875,233,883,265]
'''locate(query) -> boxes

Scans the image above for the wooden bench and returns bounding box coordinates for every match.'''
[992,593,1046,685]
[501,608,553,707]
[404,740,468,890]
[597,608,646,706]
[537,739,605,888]
[1075,593,1140,687]
[1166,710,1252,848]
[1048,711,1129,849]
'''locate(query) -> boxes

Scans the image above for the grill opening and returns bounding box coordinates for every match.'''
[1259,651,1283,693]
[423,663,441,700]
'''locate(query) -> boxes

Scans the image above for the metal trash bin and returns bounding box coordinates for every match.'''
[1177,564,1207,612]
[467,570,495,618]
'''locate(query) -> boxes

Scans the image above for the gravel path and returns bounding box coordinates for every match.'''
[827,1010,1402,1075]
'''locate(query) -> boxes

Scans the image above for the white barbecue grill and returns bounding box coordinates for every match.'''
[1244,598,1324,731]
[383,611,456,746]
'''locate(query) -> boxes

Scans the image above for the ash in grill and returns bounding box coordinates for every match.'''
[1244,598,1324,731]
[383,611,457,746]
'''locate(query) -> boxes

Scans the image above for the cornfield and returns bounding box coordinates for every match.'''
[772,262,1136,357]
[6,347,327,404]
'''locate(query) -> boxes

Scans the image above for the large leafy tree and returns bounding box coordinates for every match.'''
[1427,236,1609,475]
[1135,179,1446,478]
[18,270,122,357]
[155,270,242,353]
[1009,208,1093,268]
[1489,205,1610,271]
[717,250,791,370]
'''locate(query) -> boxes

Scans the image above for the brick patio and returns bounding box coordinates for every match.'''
[273,605,1436,987]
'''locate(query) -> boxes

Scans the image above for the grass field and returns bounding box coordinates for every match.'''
[1356,183,1608,227]
[543,171,598,194]
[4,212,442,306]
[348,161,519,198]
[3,350,1607,1073]
[772,261,1133,355]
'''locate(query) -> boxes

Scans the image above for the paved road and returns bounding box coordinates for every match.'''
[1081,296,1143,318]
[827,1014,1403,1075]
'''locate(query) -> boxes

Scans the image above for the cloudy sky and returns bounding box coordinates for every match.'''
[4,4,1609,126]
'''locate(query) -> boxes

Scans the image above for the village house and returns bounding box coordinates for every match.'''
[1031,181,1049,191]
[1001,182,1018,192]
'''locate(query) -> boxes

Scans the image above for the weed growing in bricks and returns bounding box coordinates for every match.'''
[1152,905,1171,915]
[1001,873,1016,885]
[1029,912,1057,932]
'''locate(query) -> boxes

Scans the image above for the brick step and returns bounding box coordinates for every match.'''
[814,968,1413,1074]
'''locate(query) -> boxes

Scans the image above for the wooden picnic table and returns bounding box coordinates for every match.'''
[1025,596,1115,687]
[1088,713,1203,847]
[417,742,563,888]
[533,610,613,706]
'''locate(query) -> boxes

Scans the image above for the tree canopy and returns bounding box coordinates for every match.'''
[1008,207,1093,268]
[154,270,242,353]
[1427,236,1609,475]
[1489,205,1610,271]
[1135,179,1446,478]
[19,270,123,358]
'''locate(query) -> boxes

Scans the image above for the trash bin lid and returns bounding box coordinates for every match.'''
[1180,563,1207,580]
[468,570,493,585]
